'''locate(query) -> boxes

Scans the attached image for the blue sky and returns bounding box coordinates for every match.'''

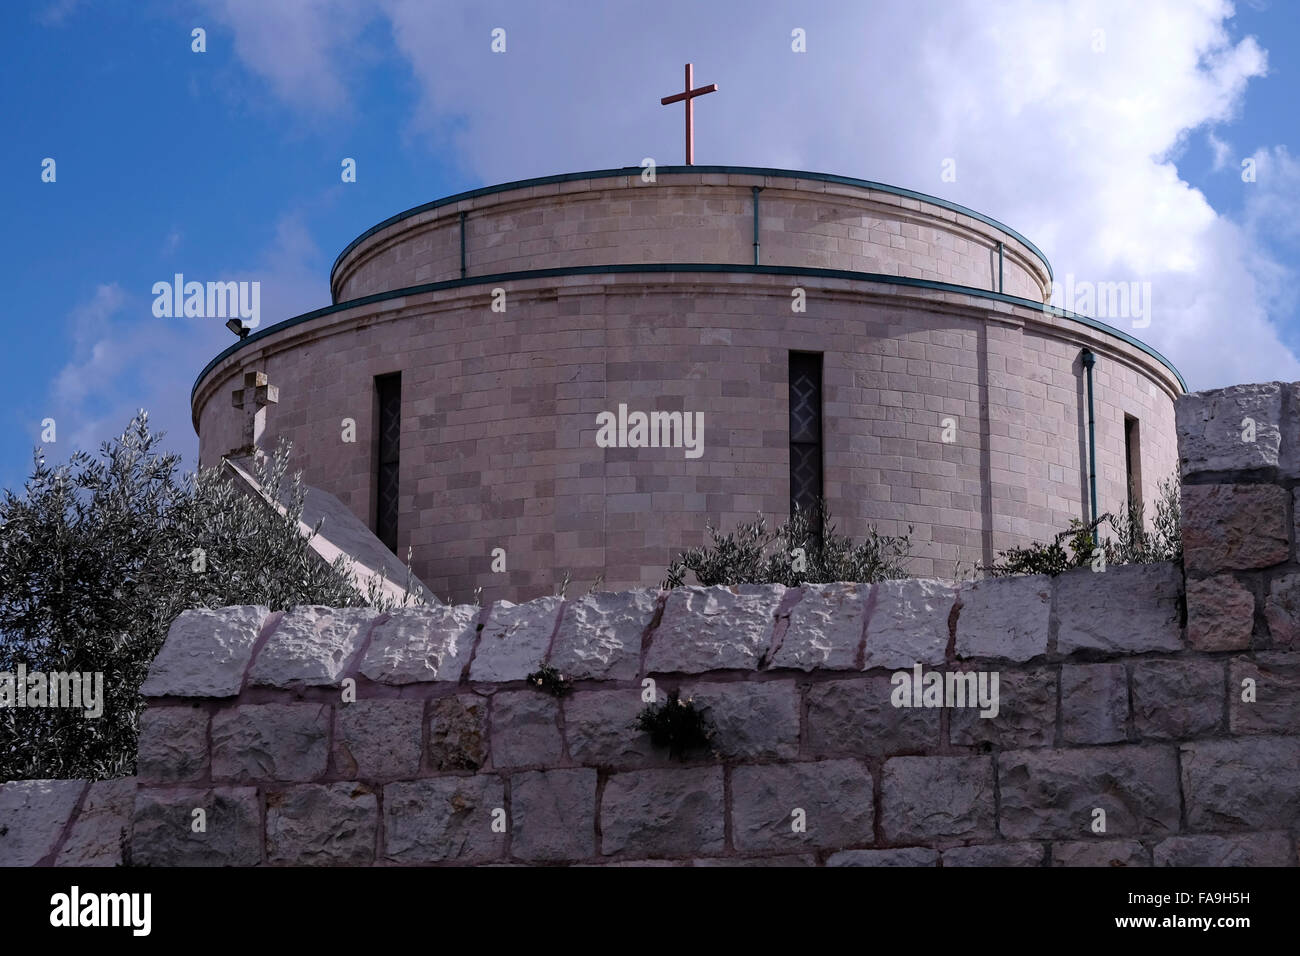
[2,0,1298,492]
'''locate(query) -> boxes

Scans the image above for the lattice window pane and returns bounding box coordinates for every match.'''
[376,374,401,552]
[788,352,823,522]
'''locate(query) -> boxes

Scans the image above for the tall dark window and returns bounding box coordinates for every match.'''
[789,352,824,528]
[1123,414,1142,511]
[375,373,402,553]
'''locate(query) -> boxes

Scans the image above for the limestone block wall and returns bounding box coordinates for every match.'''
[0,571,1288,865]
[193,274,1180,606]
[329,170,1051,305]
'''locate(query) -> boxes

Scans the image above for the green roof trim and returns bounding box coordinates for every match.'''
[328,165,1054,291]
[192,263,1185,410]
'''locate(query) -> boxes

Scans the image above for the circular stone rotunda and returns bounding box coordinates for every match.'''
[192,166,1185,604]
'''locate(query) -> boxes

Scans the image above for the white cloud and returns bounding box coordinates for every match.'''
[198,0,378,116]
[42,216,327,468]
[198,0,1298,389]
[1207,130,1233,171]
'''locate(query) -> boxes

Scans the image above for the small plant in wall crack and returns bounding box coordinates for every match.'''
[635,690,713,760]
[526,663,571,697]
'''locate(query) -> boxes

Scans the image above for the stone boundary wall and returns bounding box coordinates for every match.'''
[3,379,1298,867]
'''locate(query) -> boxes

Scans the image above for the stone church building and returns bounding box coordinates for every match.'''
[192,166,1184,604]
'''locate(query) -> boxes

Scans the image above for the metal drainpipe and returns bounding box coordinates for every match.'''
[752,186,761,265]
[459,211,467,278]
[997,241,1004,293]
[1081,348,1098,523]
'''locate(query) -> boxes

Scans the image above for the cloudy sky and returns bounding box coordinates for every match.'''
[2,0,1297,490]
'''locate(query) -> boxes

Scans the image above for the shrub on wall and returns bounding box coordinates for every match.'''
[635,690,713,760]
[661,501,912,588]
[980,474,1182,577]
[0,411,422,782]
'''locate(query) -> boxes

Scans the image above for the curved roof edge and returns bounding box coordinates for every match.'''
[193,264,1186,414]
[328,165,1055,293]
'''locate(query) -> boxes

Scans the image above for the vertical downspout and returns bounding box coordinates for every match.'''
[1081,348,1098,523]
[752,186,761,265]
[997,241,1005,294]
[459,211,467,279]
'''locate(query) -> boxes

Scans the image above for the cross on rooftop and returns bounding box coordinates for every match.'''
[230,370,278,460]
[660,63,717,165]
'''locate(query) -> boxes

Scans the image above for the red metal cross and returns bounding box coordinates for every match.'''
[660,63,718,166]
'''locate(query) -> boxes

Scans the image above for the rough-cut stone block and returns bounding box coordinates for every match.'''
[771,582,867,671]
[999,746,1180,839]
[942,843,1045,867]
[1055,563,1182,654]
[131,786,260,866]
[510,769,597,861]
[490,691,562,768]
[334,700,423,779]
[1283,382,1300,478]
[0,779,86,866]
[359,605,478,684]
[645,585,782,674]
[249,606,377,688]
[564,690,656,766]
[267,783,377,865]
[383,777,506,864]
[211,703,330,782]
[1060,663,1128,745]
[950,667,1055,749]
[141,605,269,697]
[55,778,136,867]
[806,676,940,756]
[1154,832,1295,867]
[428,695,489,771]
[469,596,564,682]
[1182,737,1300,830]
[881,756,995,841]
[1230,653,1300,734]
[548,589,657,681]
[1131,659,1223,739]
[827,848,939,866]
[731,760,873,851]
[955,575,1050,662]
[1051,841,1149,867]
[600,768,725,857]
[1265,572,1300,646]
[862,579,954,670]
[1182,484,1289,573]
[1186,575,1254,651]
[679,681,799,760]
[137,706,209,783]
[1176,382,1281,477]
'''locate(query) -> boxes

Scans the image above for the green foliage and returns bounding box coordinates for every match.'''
[662,501,912,588]
[525,663,571,698]
[980,474,1182,577]
[1104,474,1182,566]
[635,690,712,760]
[0,411,423,782]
